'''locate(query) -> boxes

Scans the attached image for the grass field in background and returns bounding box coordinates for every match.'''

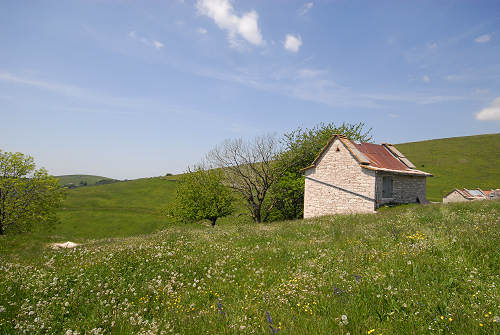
[1,201,499,334]
[397,133,500,201]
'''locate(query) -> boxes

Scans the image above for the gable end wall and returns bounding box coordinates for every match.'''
[443,190,469,203]
[304,138,376,218]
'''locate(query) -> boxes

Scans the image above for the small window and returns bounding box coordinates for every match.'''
[382,176,393,198]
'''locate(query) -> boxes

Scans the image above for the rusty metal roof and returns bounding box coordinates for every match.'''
[301,134,432,176]
[351,142,409,171]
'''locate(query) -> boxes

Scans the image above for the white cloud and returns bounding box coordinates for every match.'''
[476,97,500,121]
[284,34,302,53]
[152,40,164,49]
[299,2,314,16]
[475,34,491,43]
[196,0,263,47]
[388,113,400,118]
[129,31,164,50]
[422,75,430,83]
[197,27,208,34]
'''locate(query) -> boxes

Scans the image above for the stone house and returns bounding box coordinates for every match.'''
[443,188,499,203]
[302,134,432,218]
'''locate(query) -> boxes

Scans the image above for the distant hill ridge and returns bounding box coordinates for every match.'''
[56,174,119,188]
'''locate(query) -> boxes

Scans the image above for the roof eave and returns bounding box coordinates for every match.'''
[362,165,433,176]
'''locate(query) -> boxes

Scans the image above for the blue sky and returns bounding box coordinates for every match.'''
[1,0,499,179]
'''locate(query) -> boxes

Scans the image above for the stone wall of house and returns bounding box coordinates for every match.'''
[303,138,376,218]
[443,190,468,203]
[375,172,427,206]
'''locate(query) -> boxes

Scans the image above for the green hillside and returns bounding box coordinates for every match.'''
[56,174,118,187]
[56,176,178,239]
[47,133,499,241]
[396,133,500,202]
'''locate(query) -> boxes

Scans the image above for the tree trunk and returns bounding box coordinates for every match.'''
[253,205,262,223]
[210,217,217,227]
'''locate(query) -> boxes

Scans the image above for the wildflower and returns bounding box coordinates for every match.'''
[368,329,375,334]
[341,314,348,325]
[493,315,500,323]
[440,315,444,320]
[448,317,453,322]
[479,323,483,327]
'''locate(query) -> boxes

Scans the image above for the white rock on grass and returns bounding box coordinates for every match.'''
[50,241,80,249]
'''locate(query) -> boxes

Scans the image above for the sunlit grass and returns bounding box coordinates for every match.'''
[1,200,499,334]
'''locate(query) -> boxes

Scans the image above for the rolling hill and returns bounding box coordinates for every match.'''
[43,133,499,241]
[396,133,500,201]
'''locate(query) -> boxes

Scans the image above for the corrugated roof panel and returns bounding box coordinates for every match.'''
[352,142,409,171]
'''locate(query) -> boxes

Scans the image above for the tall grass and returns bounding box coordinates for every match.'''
[1,201,499,334]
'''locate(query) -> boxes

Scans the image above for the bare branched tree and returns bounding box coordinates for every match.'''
[207,135,284,223]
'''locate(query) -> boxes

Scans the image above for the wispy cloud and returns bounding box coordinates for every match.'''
[476,97,500,121]
[0,72,87,98]
[297,68,327,78]
[298,2,314,16]
[129,31,164,49]
[0,71,149,112]
[284,34,302,53]
[192,65,466,109]
[197,27,208,34]
[196,0,263,48]
[474,34,491,43]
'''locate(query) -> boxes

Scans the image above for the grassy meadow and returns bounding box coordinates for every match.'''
[1,201,499,334]
[397,133,500,201]
[1,133,499,334]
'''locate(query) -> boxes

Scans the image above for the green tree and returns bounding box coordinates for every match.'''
[0,150,65,235]
[171,166,233,227]
[266,122,373,221]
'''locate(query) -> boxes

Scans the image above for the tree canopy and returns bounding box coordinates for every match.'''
[0,150,65,234]
[170,167,233,226]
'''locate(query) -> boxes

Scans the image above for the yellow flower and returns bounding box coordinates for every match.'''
[368,329,375,334]
[448,317,453,322]
[440,315,444,320]
[479,323,483,327]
